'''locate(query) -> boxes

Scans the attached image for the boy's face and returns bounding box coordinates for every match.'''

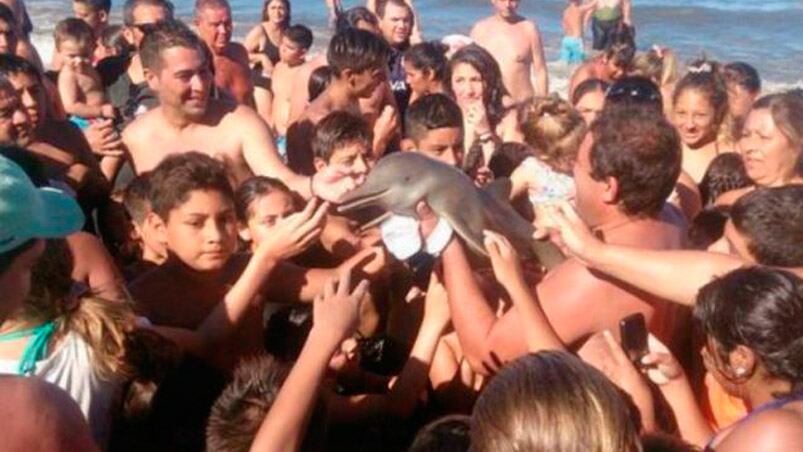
[279,36,306,66]
[314,141,374,187]
[348,66,387,99]
[411,126,464,167]
[59,39,94,71]
[7,71,46,128]
[73,2,107,34]
[242,191,296,249]
[158,189,238,272]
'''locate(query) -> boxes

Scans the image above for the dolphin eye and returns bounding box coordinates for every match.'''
[403,175,412,182]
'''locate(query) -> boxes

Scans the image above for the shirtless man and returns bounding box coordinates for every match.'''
[433,105,686,375]
[194,0,253,105]
[471,0,548,102]
[123,21,354,201]
[270,25,313,142]
[568,32,634,98]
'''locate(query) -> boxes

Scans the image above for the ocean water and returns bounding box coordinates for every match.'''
[26,0,803,95]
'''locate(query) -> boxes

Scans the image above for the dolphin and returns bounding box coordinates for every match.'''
[337,152,566,271]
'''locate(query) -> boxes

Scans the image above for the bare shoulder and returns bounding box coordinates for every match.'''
[718,407,803,452]
[470,16,492,36]
[227,42,250,64]
[715,186,754,207]
[123,107,159,140]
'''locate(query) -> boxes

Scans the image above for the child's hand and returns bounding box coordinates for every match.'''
[311,269,370,345]
[464,100,491,137]
[484,230,524,289]
[257,197,328,261]
[101,104,116,119]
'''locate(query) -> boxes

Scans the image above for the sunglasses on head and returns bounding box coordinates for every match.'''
[605,82,663,106]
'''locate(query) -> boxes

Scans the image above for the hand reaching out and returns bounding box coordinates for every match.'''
[483,230,525,289]
[423,270,451,331]
[312,270,370,346]
[256,197,328,261]
[537,200,603,265]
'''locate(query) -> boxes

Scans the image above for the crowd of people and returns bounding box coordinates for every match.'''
[0,0,802,450]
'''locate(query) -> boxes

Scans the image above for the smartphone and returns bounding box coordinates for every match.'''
[619,313,648,366]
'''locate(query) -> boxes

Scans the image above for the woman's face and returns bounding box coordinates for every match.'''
[739,108,800,187]
[404,60,432,97]
[450,62,484,107]
[266,0,287,24]
[574,89,606,125]
[673,88,719,148]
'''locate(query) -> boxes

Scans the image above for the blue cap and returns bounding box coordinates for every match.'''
[0,155,85,253]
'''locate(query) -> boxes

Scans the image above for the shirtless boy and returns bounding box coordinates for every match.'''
[55,18,116,123]
[561,0,597,65]
[194,0,254,105]
[270,25,313,151]
[471,0,548,102]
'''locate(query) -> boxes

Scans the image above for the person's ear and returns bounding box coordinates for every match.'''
[146,211,168,245]
[123,26,136,45]
[728,345,757,380]
[313,157,327,173]
[144,66,160,91]
[99,10,109,25]
[601,176,619,204]
[400,138,416,152]
[341,68,356,88]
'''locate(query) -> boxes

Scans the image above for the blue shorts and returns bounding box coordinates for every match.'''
[560,36,586,64]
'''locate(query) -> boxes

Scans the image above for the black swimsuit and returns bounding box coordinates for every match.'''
[262,28,281,67]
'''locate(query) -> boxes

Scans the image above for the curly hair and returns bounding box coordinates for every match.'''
[522,95,587,175]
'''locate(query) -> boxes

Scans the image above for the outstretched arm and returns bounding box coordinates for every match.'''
[530,24,548,97]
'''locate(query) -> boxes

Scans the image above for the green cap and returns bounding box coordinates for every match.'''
[0,155,85,253]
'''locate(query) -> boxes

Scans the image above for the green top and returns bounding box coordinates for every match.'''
[594,6,622,21]
[0,321,56,375]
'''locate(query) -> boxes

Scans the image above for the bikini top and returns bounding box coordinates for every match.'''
[261,26,281,66]
[704,390,803,451]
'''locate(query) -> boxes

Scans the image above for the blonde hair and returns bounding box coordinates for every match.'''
[26,240,136,381]
[521,96,587,175]
[471,351,643,452]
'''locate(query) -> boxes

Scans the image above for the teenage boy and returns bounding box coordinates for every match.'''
[285,28,391,176]
[401,93,464,167]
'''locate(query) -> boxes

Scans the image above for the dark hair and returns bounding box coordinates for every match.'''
[471,351,642,452]
[405,93,463,143]
[206,354,290,452]
[571,78,609,105]
[100,24,131,57]
[147,151,233,220]
[447,44,509,129]
[0,239,37,277]
[688,205,730,249]
[722,62,761,94]
[698,153,751,207]
[311,111,373,162]
[489,141,531,178]
[140,20,206,72]
[54,17,95,49]
[0,3,17,29]
[123,173,152,224]
[0,54,40,83]
[260,0,290,26]
[730,185,803,267]
[673,60,729,128]
[409,415,471,452]
[334,6,378,34]
[234,176,293,222]
[375,0,412,19]
[605,76,663,113]
[284,24,313,50]
[74,0,112,14]
[307,65,332,102]
[327,28,389,77]
[602,28,636,70]
[404,41,449,83]
[590,105,682,216]
[694,267,803,393]
[0,145,47,186]
[123,0,174,26]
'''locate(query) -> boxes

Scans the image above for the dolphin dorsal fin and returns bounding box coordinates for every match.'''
[483,178,513,202]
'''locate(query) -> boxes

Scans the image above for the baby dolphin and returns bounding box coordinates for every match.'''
[337,152,565,270]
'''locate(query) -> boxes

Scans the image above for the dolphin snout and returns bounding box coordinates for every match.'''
[337,187,389,213]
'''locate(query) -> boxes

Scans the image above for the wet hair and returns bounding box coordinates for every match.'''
[100,24,131,57]
[522,96,587,174]
[605,76,663,113]
[694,267,803,393]
[73,0,112,14]
[571,78,610,106]
[722,62,761,94]
[632,48,678,88]
[307,65,332,102]
[147,151,234,221]
[409,415,471,452]
[123,173,152,224]
[334,6,378,34]
[672,60,729,129]
[206,354,290,452]
[0,3,17,29]
[140,20,206,72]
[312,111,373,162]
[375,0,412,19]
[54,17,95,50]
[284,24,313,50]
[750,92,803,156]
[260,0,290,26]
[698,153,751,207]
[590,105,682,216]
[405,93,463,143]
[404,41,448,83]
[730,185,803,267]
[471,351,642,452]
[327,28,390,77]
[447,44,509,129]
[234,176,293,222]
[122,0,174,26]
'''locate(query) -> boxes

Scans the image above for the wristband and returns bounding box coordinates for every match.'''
[424,218,454,256]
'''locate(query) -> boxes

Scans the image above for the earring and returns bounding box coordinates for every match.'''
[734,367,748,377]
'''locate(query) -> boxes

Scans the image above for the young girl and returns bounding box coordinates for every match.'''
[403,41,449,104]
